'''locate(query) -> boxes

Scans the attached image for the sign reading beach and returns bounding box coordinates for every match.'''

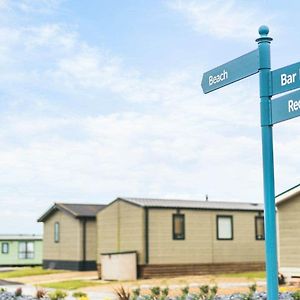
[201,49,259,94]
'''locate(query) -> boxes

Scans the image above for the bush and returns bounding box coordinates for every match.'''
[15,287,22,297]
[73,291,88,299]
[36,288,47,299]
[114,286,130,300]
[151,286,161,299]
[292,291,300,300]
[48,289,68,300]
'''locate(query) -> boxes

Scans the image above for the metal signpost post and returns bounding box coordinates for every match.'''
[201,25,300,300]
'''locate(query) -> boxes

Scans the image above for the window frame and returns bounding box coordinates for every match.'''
[255,216,265,240]
[18,241,35,259]
[216,215,233,240]
[54,222,60,243]
[1,242,9,254]
[172,213,185,240]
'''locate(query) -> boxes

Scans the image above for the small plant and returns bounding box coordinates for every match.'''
[114,286,130,300]
[181,286,189,296]
[73,291,88,299]
[161,287,169,298]
[199,285,209,299]
[209,286,218,300]
[36,288,47,299]
[242,284,256,300]
[48,289,68,300]
[292,291,300,300]
[131,287,140,300]
[178,286,189,300]
[196,285,217,300]
[15,287,22,297]
[150,286,161,299]
[249,283,257,294]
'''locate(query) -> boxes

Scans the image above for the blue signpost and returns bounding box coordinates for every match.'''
[201,26,300,300]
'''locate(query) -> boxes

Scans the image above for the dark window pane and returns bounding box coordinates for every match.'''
[173,214,185,240]
[256,217,265,240]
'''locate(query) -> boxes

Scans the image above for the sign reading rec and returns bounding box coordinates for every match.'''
[271,90,300,124]
[201,49,259,94]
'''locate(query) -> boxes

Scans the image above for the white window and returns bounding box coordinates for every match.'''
[1,243,9,254]
[217,216,233,240]
[54,222,60,243]
[19,242,34,259]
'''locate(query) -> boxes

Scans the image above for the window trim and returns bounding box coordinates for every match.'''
[255,216,265,240]
[172,213,185,240]
[18,241,35,259]
[1,242,9,254]
[54,222,60,243]
[216,215,233,240]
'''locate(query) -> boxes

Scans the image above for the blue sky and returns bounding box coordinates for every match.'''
[1,0,300,234]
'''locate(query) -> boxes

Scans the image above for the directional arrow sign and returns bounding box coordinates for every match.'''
[201,49,259,94]
[271,89,300,124]
[271,62,300,96]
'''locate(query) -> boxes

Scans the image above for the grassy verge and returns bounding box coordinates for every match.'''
[0,267,66,279]
[217,271,266,279]
[40,280,103,290]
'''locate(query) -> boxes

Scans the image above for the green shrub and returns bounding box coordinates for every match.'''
[161,287,169,297]
[131,287,140,300]
[151,286,161,298]
[292,291,300,300]
[199,285,209,297]
[73,291,87,299]
[48,289,68,300]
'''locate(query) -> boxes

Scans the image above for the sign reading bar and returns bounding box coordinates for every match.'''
[271,62,300,96]
[271,89,300,124]
[201,49,259,94]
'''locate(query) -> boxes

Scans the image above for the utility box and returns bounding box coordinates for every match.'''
[101,251,137,280]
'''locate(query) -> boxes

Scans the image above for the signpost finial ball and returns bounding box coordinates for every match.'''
[259,25,269,36]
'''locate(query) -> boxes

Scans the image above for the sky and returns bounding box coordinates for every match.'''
[1,0,300,234]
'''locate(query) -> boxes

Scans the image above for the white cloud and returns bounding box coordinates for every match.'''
[0,0,297,235]
[14,0,62,14]
[167,0,275,40]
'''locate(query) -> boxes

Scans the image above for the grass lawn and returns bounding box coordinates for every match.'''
[217,271,266,279]
[0,267,66,279]
[40,280,103,290]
